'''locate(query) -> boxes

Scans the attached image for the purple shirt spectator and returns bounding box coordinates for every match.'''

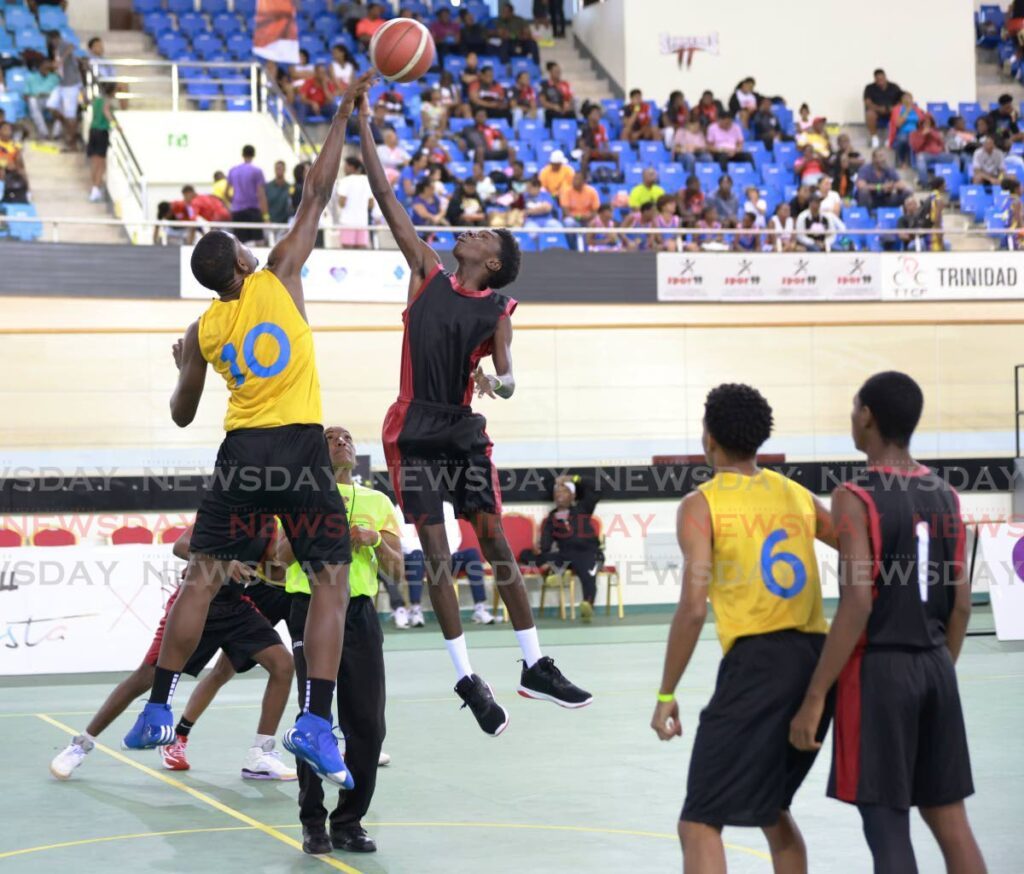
[228,161,267,212]
[706,120,745,152]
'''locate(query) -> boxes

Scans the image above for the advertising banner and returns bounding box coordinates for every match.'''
[975,523,1024,641]
[881,251,1023,301]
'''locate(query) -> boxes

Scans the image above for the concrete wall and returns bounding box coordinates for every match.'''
[573,0,626,91]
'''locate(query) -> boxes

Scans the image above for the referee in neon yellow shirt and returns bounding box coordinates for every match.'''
[275,424,403,856]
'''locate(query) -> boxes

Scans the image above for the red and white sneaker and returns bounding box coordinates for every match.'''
[159,734,191,771]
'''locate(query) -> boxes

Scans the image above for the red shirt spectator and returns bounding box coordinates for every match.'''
[300,73,337,110]
[186,192,231,222]
[166,199,189,221]
[909,120,944,155]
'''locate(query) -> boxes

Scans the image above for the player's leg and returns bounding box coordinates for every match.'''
[404,548,426,624]
[857,805,918,874]
[918,802,987,874]
[761,811,808,874]
[679,821,726,874]
[50,663,155,779]
[242,642,297,780]
[159,652,237,771]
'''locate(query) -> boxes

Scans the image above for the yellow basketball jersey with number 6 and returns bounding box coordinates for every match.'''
[698,469,827,654]
[197,269,322,431]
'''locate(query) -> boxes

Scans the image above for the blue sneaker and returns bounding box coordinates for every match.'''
[283,713,354,789]
[121,702,175,750]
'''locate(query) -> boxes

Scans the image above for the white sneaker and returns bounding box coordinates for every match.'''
[50,734,93,780]
[472,602,495,624]
[870,134,880,149]
[88,187,103,202]
[378,750,391,766]
[241,738,297,781]
[393,605,410,629]
[409,605,426,627]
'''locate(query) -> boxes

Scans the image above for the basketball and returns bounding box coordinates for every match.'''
[369,17,436,83]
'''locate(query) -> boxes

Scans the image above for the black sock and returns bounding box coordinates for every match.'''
[305,678,335,721]
[175,716,194,738]
[149,667,180,706]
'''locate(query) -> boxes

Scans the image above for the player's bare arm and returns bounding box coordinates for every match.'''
[946,515,972,662]
[358,91,439,298]
[789,486,874,751]
[813,495,838,549]
[473,316,515,399]
[170,320,208,427]
[267,70,374,318]
[651,492,712,741]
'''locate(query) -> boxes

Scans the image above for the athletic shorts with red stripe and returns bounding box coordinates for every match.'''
[382,398,501,525]
[144,586,282,676]
[828,645,974,809]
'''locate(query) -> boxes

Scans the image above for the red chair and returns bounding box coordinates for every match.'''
[0,528,24,547]
[158,524,190,545]
[31,528,77,547]
[110,525,155,545]
[592,517,623,619]
[494,513,550,619]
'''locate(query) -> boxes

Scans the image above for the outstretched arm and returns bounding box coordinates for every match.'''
[358,92,439,299]
[170,321,207,427]
[267,70,374,319]
[472,314,515,399]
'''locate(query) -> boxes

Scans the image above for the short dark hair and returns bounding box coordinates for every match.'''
[181,184,196,195]
[704,383,774,457]
[242,144,256,159]
[630,88,642,98]
[858,371,923,448]
[481,65,494,75]
[157,201,172,220]
[489,228,521,289]
[873,68,885,77]
[191,230,238,293]
[999,93,1014,106]
[344,156,364,172]
[88,36,101,49]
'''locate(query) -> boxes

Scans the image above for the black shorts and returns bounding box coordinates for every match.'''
[828,646,974,809]
[190,424,351,569]
[243,580,292,627]
[144,587,282,676]
[86,128,109,158]
[382,399,501,525]
[232,207,264,242]
[682,630,831,827]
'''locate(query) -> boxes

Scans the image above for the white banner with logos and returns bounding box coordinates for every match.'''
[180,247,410,303]
[974,522,1024,641]
[657,252,1024,303]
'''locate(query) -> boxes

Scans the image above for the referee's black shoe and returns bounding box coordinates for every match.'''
[302,824,332,856]
[455,674,510,736]
[518,657,593,708]
[332,825,377,853]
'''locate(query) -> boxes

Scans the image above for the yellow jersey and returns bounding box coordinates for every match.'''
[197,269,322,431]
[698,468,827,653]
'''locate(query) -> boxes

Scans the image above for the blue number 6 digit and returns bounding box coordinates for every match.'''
[760,528,807,600]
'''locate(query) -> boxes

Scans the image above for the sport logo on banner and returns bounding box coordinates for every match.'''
[253,0,299,64]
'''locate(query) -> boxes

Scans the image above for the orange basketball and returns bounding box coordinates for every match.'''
[369,17,436,83]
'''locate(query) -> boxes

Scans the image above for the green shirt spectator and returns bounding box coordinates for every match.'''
[628,168,666,209]
[266,159,294,226]
[25,67,60,97]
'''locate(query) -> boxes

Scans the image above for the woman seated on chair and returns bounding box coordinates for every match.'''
[520,476,603,622]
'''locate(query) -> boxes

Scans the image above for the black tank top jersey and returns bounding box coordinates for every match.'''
[843,467,965,650]
[399,265,517,407]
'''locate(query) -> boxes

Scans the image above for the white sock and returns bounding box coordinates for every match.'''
[444,634,473,680]
[253,733,274,750]
[515,627,543,668]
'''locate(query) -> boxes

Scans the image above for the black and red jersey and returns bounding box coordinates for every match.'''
[843,466,965,650]
[398,264,517,408]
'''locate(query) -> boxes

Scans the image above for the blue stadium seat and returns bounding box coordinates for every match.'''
[157,32,190,58]
[551,118,577,148]
[745,140,768,170]
[517,233,539,253]
[658,163,684,191]
[773,140,798,169]
[314,13,340,39]
[638,141,669,164]
[448,117,473,134]
[0,93,25,122]
[933,162,962,199]
[143,11,175,36]
[177,12,208,39]
[226,32,251,59]
[201,0,229,13]
[4,67,28,93]
[960,185,993,221]
[298,34,326,55]
[37,6,68,29]
[234,0,256,16]
[133,0,164,14]
[0,31,14,52]
[226,97,252,111]
[984,206,1010,247]
[761,163,787,192]
[187,82,221,110]
[608,140,634,163]
[433,232,457,251]
[444,56,467,75]
[59,27,80,48]
[193,34,225,60]
[601,98,624,116]
[449,161,472,178]
[539,231,569,250]
[211,12,242,35]
[5,204,43,242]
[696,162,722,193]
[841,206,874,251]
[726,162,757,190]
[772,104,795,136]
[926,102,952,127]
[517,118,544,145]
[876,206,902,229]
[783,184,798,203]
[958,101,983,128]
[624,164,644,188]
[167,0,196,14]
[15,28,46,53]
[4,6,34,30]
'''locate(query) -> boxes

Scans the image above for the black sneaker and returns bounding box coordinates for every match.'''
[331,824,377,853]
[454,674,510,736]
[302,824,332,856]
[518,656,593,708]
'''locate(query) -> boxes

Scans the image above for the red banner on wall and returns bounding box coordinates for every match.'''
[253,0,299,64]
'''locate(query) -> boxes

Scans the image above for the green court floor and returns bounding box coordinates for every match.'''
[2,614,1021,873]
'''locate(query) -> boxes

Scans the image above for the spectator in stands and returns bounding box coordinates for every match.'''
[496,2,540,64]
[1003,178,1024,245]
[470,162,498,203]
[817,175,842,217]
[430,8,461,63]
[266,160,293,226]
[694,89,724,129]
[212,170,229,206]
[660,90,690,147]
[511,70,538,125]
[790,182,813,218]
[671,116,709,175]
[768,202,798,251]
[796,103,813,135]
[377,127,411,185]
[522,176,562,228]
[24,59,59,140]
[695,204,727,251]
[290,49,315,93]
[888,91,924,168]
[985,93,1024,150]
[628,166,665,210]
[945,115,977,170]
[727,76,761,120]
[464,108,508,160]
[795,145,826,185]
[507,159,528,194]
[589,204,625,250]
[560,171,600,226]
[909,116,947,185]
[893,195,931,251]
[856,148,910,208]
[798,116,832,159]
[623,88,658,144]
[155,199,189,245]
[376,84,406,125]
[863,68,902,150]
[796,195,841,251]
[446,177,488,226]
[337,1,367,37]
[678,174,705,223]
[733,211,762,252]
[87,83,116,203]
[539,149,574,197]
[707,174,739,222]
[46,29,82,152]
[828,133,864,175]
[652,194,682,251]
[87,36,114,81]
[355,3,387,47]
[743,186,768,227]
[622,200,657,250]
[420,87,448,133]
[468,66,512,124]
[227,144,268,243]
[330,45,357,90]
[335,156,374,248]
[420,132,452,167]
[298,65,338,121]
[706,115,752,169]
[181,184,230,243]
[437,71,466,120]
[751,96,785,149]
[579,104,615,173]
[539,62,576,124]
[547,0,567,38]
[0,121,25,176]
[410,178,448,231]
[458,10,489,57]
[972,136,1005,186]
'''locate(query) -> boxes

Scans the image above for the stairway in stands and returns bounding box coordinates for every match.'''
[538,26,612,107]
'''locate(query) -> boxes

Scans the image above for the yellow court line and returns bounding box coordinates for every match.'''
[34,714,363,874]
[0,826,253,860]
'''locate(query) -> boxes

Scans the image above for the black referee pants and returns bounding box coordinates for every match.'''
[520,547,599,604]
[288,594,386,831]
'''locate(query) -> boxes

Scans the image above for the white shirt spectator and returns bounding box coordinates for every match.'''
[397,501,462,555]
[819,189,842,216]
[769,213,796,248]
[796,207,843,249]
[335,172,374,226]
[973,144,1005,178]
